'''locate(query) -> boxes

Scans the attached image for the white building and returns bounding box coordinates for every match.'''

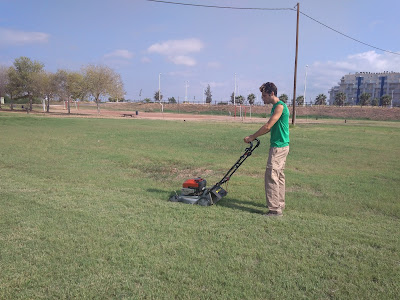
[329,72,400,106]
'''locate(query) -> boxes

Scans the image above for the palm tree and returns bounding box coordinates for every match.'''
[359,93,371,107]
[235,95,245,105]
[154,90,163,102]
[247,93,256,105]
[315,94,327,105]
[296,95,304,106]
[334,92,346,106]
[380,94,391,107]
[279,94,288,103]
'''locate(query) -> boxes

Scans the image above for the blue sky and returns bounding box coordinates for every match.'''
[1,0,400,104]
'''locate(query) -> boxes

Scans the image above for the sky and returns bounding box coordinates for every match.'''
[1,0,400,104]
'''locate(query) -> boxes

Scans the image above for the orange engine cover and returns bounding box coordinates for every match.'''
[183,178,206,189]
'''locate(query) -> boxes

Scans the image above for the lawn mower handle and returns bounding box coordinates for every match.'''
[246,138,260,153]
[213,138,260,187]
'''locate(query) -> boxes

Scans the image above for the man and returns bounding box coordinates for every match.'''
[244,82,290,217]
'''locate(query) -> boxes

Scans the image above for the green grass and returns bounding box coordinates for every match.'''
[0,114,399,299]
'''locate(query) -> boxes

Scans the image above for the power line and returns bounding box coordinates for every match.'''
[146,0,294,11]
[147,0,400,56]
[299,11,400,56]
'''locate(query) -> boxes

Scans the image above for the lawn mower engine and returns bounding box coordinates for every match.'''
[169,177,227,206]
[169,139,260,206]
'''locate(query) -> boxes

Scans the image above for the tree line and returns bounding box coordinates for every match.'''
[147,84,217,105]
[333,92,392,107]
[0,56,125,113]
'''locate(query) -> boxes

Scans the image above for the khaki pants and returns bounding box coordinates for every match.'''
[265,146,289,214]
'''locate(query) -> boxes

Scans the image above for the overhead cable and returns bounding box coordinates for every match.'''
[299,11,399,56]
[147,0,293,11]
[146,0,400,56]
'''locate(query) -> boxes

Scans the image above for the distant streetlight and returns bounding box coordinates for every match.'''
[391,90,394,108]
[185,81,189,102]
[158,73,163,112]
[158,73,161,102]
[303,65,308,106]
[234,73,237,106]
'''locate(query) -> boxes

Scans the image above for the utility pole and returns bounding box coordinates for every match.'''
[292,2,300,125]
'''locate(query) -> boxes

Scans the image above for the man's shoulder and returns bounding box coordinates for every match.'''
[275,101,289,112]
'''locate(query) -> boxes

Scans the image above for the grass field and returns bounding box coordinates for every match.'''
[0,113,399,299]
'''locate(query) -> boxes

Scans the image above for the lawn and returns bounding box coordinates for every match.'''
[0,114,399,299]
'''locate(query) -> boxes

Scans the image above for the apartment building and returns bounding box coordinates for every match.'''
[328,72,400,106]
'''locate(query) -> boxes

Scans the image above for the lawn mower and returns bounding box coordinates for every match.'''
[169,138,260,206]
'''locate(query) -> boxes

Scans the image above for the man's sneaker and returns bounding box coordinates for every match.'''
[263,211,283,217]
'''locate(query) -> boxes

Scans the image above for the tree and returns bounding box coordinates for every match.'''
[168,97,177,104]
[5,66,20,110]
[315,94,327,105]
[230,92,235,104]
[296,95,304,106]
[279,94,288,103]
[54,69,70,112]
[154,90,163,102]
[359,93,371,107]
[247,93,256,105]
[67,71,87,102]
[10,56,44,111]
[108,97,125,102]
[235,95,245,105]
[0,65,9,109]
[381,94,391,107]
[205,84,212,104]
[334,92,346,106]
[371,98,379,106]
[108,73,125,102]
[83,64,125,114]
[32,71,58,113]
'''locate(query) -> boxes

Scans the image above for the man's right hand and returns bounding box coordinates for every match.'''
[244,136,254,143]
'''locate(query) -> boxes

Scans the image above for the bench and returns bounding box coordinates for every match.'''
[122,113,135,118]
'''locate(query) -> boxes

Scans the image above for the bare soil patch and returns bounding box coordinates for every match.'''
[1,102,399,122]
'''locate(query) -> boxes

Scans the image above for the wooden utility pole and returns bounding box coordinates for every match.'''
[292,3,300,125]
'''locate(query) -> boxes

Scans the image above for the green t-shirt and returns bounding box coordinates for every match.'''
[270,101,290,148]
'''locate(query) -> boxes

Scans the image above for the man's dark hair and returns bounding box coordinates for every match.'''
[259,82,277,96]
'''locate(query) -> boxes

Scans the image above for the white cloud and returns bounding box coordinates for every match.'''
[201,81,226,88]
[308,50,400,92]
[167,70,194,77]
[207,61,221,69]
[141,56,151,63]
[369,20,384,29]
[169,55,196,67]
[148,38,204,66]
[104,49,134,59]
[148,38,203,55]
[0,27,49,46]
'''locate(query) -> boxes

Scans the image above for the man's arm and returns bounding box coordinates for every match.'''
[244,104,283,143]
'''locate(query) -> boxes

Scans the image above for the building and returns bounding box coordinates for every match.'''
[329,72,400,106]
